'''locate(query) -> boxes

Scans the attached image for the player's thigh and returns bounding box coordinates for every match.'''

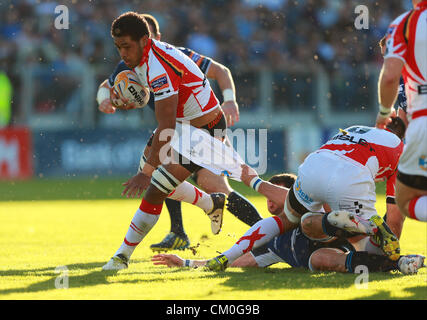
[395,178,427,215]
[308,248,347,272]
[196,169,233,194]
[398,117,427,177]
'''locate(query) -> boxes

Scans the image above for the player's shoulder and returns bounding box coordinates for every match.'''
[177,46,193,55]
[343,126,401,146]
[150,39,180,55]
[374,128,403,148]
[387,10,412,34]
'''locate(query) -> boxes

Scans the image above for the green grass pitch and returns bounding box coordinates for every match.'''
[0,178,426,300]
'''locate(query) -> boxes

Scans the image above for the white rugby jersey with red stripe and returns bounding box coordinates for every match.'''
[319,126,404,198]
[384,1,427,120]
[132,39,219,120]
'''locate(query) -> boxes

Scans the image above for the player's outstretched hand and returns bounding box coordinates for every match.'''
[222,101,239,127]
[240,164,259,187]
[98,98,116,114]
[110,87,139,110]
[152,254,184,267]
[122,172,151,198]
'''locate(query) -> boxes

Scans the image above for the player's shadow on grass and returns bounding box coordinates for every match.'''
[0,260,187,296]
[0,261,119,296]
[359,285,427,300]
[214,267,415,296]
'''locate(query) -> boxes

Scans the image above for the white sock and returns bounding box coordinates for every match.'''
[222,216,283,264]
[168,181,213,212]
[409,195,427,222]
[351,236,384,255]
[114,200,162,259]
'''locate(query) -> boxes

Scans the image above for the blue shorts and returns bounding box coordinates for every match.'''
[250,227,354,269]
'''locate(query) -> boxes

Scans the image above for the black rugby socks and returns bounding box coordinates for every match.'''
[226,191,263,226]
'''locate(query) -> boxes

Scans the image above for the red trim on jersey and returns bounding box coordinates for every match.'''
[386,171,397,198]
[205,90,220,112]
[273,216,284,234]
[320,140,403,180]
[138,39,152,67]
[408,197,420,220]
[416,1,427,9]
[149,41,219,118]
[139,198,163,215]
[412,109,427,119]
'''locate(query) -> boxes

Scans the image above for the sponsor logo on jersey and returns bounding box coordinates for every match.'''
[220,170,231,177]
[331,133,375,152]
[294,177,313,205]
[419,155,427,171]
[150,73,169,92]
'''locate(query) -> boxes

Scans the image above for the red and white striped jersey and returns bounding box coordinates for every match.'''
[133,39,219,120]
[384,1,427,120]
[319,126,404,185]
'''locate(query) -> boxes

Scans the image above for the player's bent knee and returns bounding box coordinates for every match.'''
[308,249,334,272]
[308,250,324,272]
[300,213,316,234]
[151,166,181,195]
[301,212,334,242]
[395,194,410,217]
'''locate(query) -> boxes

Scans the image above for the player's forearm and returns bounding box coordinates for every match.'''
[378,72,400,109]
[378,58,404,109]
[257,181,288,207]
[208,63,236,100]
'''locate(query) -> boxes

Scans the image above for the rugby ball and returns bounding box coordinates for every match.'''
[113,70,150,109]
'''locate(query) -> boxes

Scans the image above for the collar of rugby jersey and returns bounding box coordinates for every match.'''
[417,1,427,8]
[138,38,152,67]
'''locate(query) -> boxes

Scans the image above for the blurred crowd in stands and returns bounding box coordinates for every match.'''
[0,0,412,125]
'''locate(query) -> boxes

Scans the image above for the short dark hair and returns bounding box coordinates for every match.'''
[268,173,297,189]
[386,116,406,140]
[143,14,160,37]
[111,12,150,41]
